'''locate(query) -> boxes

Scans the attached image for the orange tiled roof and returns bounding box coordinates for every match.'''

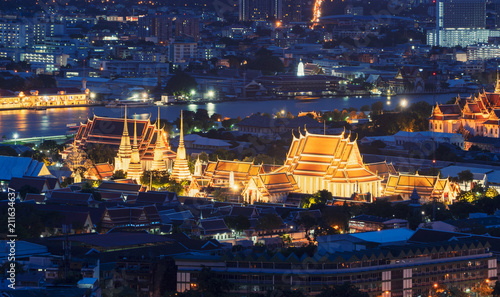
[282,131,381,184]
[384,173,459,200]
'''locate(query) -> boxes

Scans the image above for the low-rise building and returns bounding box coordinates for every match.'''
[348,215,409,233]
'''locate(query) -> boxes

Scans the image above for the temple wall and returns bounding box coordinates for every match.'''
[295,175,380,198]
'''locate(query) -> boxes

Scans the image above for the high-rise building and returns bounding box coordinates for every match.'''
[495,0,500,28]
[429,0,488,47]
[439,0,485,29]
[0,21,33,48]
[138,15,174,44]
[175,17,200,41]
[282,0,302,22]
[239,0,276,21]
[240,0,301,22]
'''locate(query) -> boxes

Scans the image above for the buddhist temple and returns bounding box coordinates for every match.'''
[170,110,192,182]
[365,161,397,186]
[429,74,500,138]
[383,173,460,203]
[62,112,176,172]
[202,160,263,189]
[278,129,383,197]
[242,172,299,203]
[87,163,115,180]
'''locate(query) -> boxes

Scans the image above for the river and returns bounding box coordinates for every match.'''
[0,93,461,139]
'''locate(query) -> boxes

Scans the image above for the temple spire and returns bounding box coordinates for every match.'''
[151,106,167,171]
[495,69,500,93]
[115,105,132,173]
[171,110,191,182]
[128,115,143,181]
[133,115,138,147]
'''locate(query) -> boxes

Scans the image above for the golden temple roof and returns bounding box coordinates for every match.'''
[282,131,381,183]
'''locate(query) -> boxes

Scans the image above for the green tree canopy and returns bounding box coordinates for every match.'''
[165,72,198,96]
[256,213,283,231]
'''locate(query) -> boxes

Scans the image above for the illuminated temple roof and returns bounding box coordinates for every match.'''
[281,130,382,183]
[365,161,397,182]
[384,173,459,201]
[430,85,500,122]
[65,115,176,161]
[203,160,263,187]
[245,172,300,199]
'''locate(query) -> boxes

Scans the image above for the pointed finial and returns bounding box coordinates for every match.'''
[180,110,184,144]
[123,105,129,134]
[133,113,138,146]
[157,106,160,130]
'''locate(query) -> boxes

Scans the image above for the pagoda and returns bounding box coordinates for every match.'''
[170,110,192,182]
[150,107,168,171]
[114,105,132,172]
[127,117,144,182]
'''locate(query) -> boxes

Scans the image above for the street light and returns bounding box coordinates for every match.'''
[190,89,196,96]
[13,133,18,145]
[400,99,408,108]
[207,90,215,98]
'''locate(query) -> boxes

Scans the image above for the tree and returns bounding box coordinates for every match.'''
[140,170,170,189]
[256,213,282,231]
[247,48,285,74]
[318,282,369,297]
[18,185,41,199]
[457,170,474,191]
[371,101,384,115]
[493,280,500,297]
[196,266,233,297]
[473,280,493,297]
[360,105,370,112]
[485,187,499,198]
[301,190,332,208]
[224,215,250,236]
[296,212,318,231]
[112,170,127,180]
[85,144,116,165]
[165,72,198,97]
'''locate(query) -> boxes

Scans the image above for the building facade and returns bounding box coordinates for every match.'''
[279,130,383,198]
[175,239,497,297]
[429,81,500,140]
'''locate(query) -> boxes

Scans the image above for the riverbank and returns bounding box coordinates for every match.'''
[0,103,103,111]
[0,93,464,139]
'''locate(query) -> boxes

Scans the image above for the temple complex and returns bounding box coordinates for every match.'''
[62,109,176,173]
[429,74,500,138]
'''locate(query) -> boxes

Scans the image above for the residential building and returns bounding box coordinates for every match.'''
[138,15,174,44]
[169,40,197,63]
[175,17,200,41]
[175,236,497,296]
